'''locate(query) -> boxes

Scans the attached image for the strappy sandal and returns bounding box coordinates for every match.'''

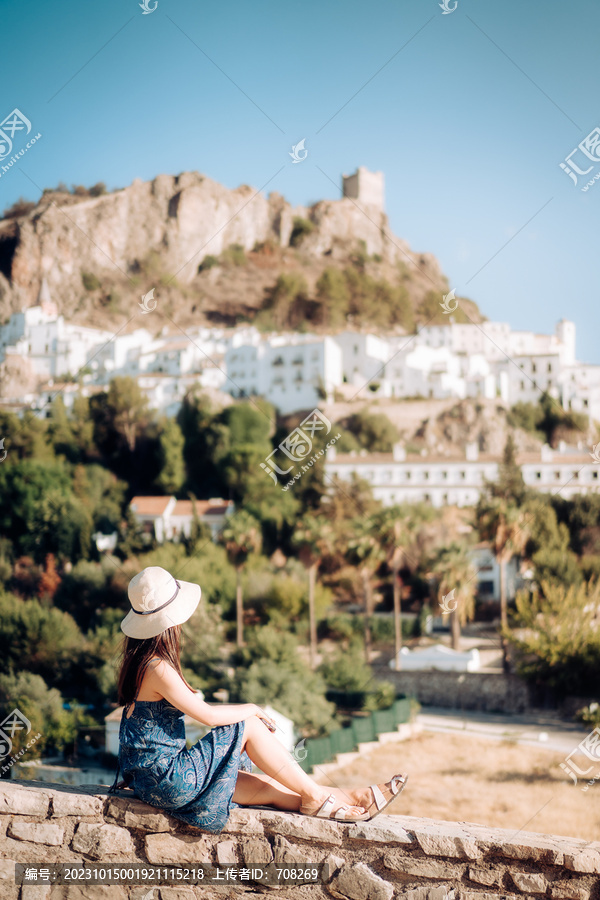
[364,773,408,820]
[299,793,370,822]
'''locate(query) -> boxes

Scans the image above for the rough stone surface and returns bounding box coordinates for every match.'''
[416,831,481,860]
[468,865,501,886]
[259,809,344,845]
[70,822,135,859]
[330,861,394,900]
[7,819,65,845]
[144,832,214,865]
[106,796,175,832]
[21,886,53,900]
[215,839,238,865]
[549,884,591,900]
[0,783,49,816]
[0,780,599,900]
[240,837,274,865]
[510,870,548,893]
[383,851,463,881]
[565,850,600,874]
[51,789,105,818]
[273,833,318,866]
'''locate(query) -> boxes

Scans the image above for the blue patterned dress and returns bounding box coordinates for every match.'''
[114,698,252,833]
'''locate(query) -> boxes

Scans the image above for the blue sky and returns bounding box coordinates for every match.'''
[2,0,599,361]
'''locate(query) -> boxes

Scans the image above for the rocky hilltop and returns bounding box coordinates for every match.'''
[0,171,481,331]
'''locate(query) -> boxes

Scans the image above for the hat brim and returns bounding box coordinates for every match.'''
[121,580,201,640]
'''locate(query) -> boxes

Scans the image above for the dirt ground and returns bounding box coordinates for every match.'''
[314,730,599,842]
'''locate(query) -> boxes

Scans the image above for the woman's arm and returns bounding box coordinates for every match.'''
[146,659,267,729]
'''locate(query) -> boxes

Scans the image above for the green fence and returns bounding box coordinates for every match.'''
[298,696,414,772]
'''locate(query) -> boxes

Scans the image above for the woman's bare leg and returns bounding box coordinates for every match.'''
[239,715,365,815]
[232,771,300,810]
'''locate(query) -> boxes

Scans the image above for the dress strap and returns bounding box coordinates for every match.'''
[107,761,121,795]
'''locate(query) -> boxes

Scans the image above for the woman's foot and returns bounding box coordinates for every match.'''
[328,775,408,819]
[299,789,366,820]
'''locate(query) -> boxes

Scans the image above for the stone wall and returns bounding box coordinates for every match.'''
[1,779,599,899]
[376,668,531,715]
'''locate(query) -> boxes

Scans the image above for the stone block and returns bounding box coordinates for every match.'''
[498,838,564,866]
[159,889,202,900]
[416,833,481,860]
[145,832,214,865]
[549,883,591,900]
[0,857,15,881]
[51,791,104,818]
[329,861,393,900]
[459,892,520,900]
[220,807,265,835]
[7,820,65,846]
[21,886,52,900]
[510,871,548,894]
[383,851,463,881]
[468,866,500,887]
[241,837,273,865]
[62,887,129,900]
[106,796,174,832]
[259,809,343,845]
[215,839,238,865]
[272,833,317,866]
[349,818,414,844]
[322,853,346,882]
[0,784,50,816]
[565,850,600,874]
[70,822,134,859]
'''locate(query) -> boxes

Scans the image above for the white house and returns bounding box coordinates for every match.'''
[225,333,343,414]
[325,441,599,508]
[129,496,234,542]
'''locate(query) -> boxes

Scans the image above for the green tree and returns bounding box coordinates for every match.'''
[375,504,433,668]
[0,672,84,761]
[231,626,336,736]
[346,520,385,662]
[315,268,350,329]
[154,417,185,493]
[343,409,400,453]
[431,542,477,650]
[292,515,337,668]
[509,579,600,699]
[107,376,149,452]
[221,511,262,647]
[475,497,530,672]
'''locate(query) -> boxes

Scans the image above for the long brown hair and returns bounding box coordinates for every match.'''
[116,624,196,707]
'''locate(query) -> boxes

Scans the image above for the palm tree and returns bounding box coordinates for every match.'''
[431,542,477,650]
[375,504,433,670]
[346,520,385,663]
[221,511,262,647]
[475,497,530,671]
[292,514,335,669]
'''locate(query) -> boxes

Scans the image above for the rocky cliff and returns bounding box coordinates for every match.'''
[0,172,480,332]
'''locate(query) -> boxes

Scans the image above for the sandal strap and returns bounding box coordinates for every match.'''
[334,805,354,820]
[370,783,387,810]
[315,794,336,818]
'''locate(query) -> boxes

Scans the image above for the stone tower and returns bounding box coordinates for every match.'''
[342,166,385,211]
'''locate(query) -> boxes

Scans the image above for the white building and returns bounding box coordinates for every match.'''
[129,496,234,542]
[325,441,600,508]
[225,333,342,414]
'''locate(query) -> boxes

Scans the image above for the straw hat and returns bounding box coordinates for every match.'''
[121,566,201,639]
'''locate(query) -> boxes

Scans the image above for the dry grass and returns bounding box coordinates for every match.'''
[315,731,599,842]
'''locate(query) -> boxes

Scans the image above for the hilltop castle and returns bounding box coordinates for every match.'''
[342,166,385,210]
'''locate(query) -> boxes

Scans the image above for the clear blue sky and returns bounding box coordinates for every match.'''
[2,0,599,361]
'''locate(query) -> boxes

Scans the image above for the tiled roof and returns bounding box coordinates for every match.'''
[130,496,172,516]
[171,499,232,517]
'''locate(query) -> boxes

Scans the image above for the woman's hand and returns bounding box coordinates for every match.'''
[249,705,277,732]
